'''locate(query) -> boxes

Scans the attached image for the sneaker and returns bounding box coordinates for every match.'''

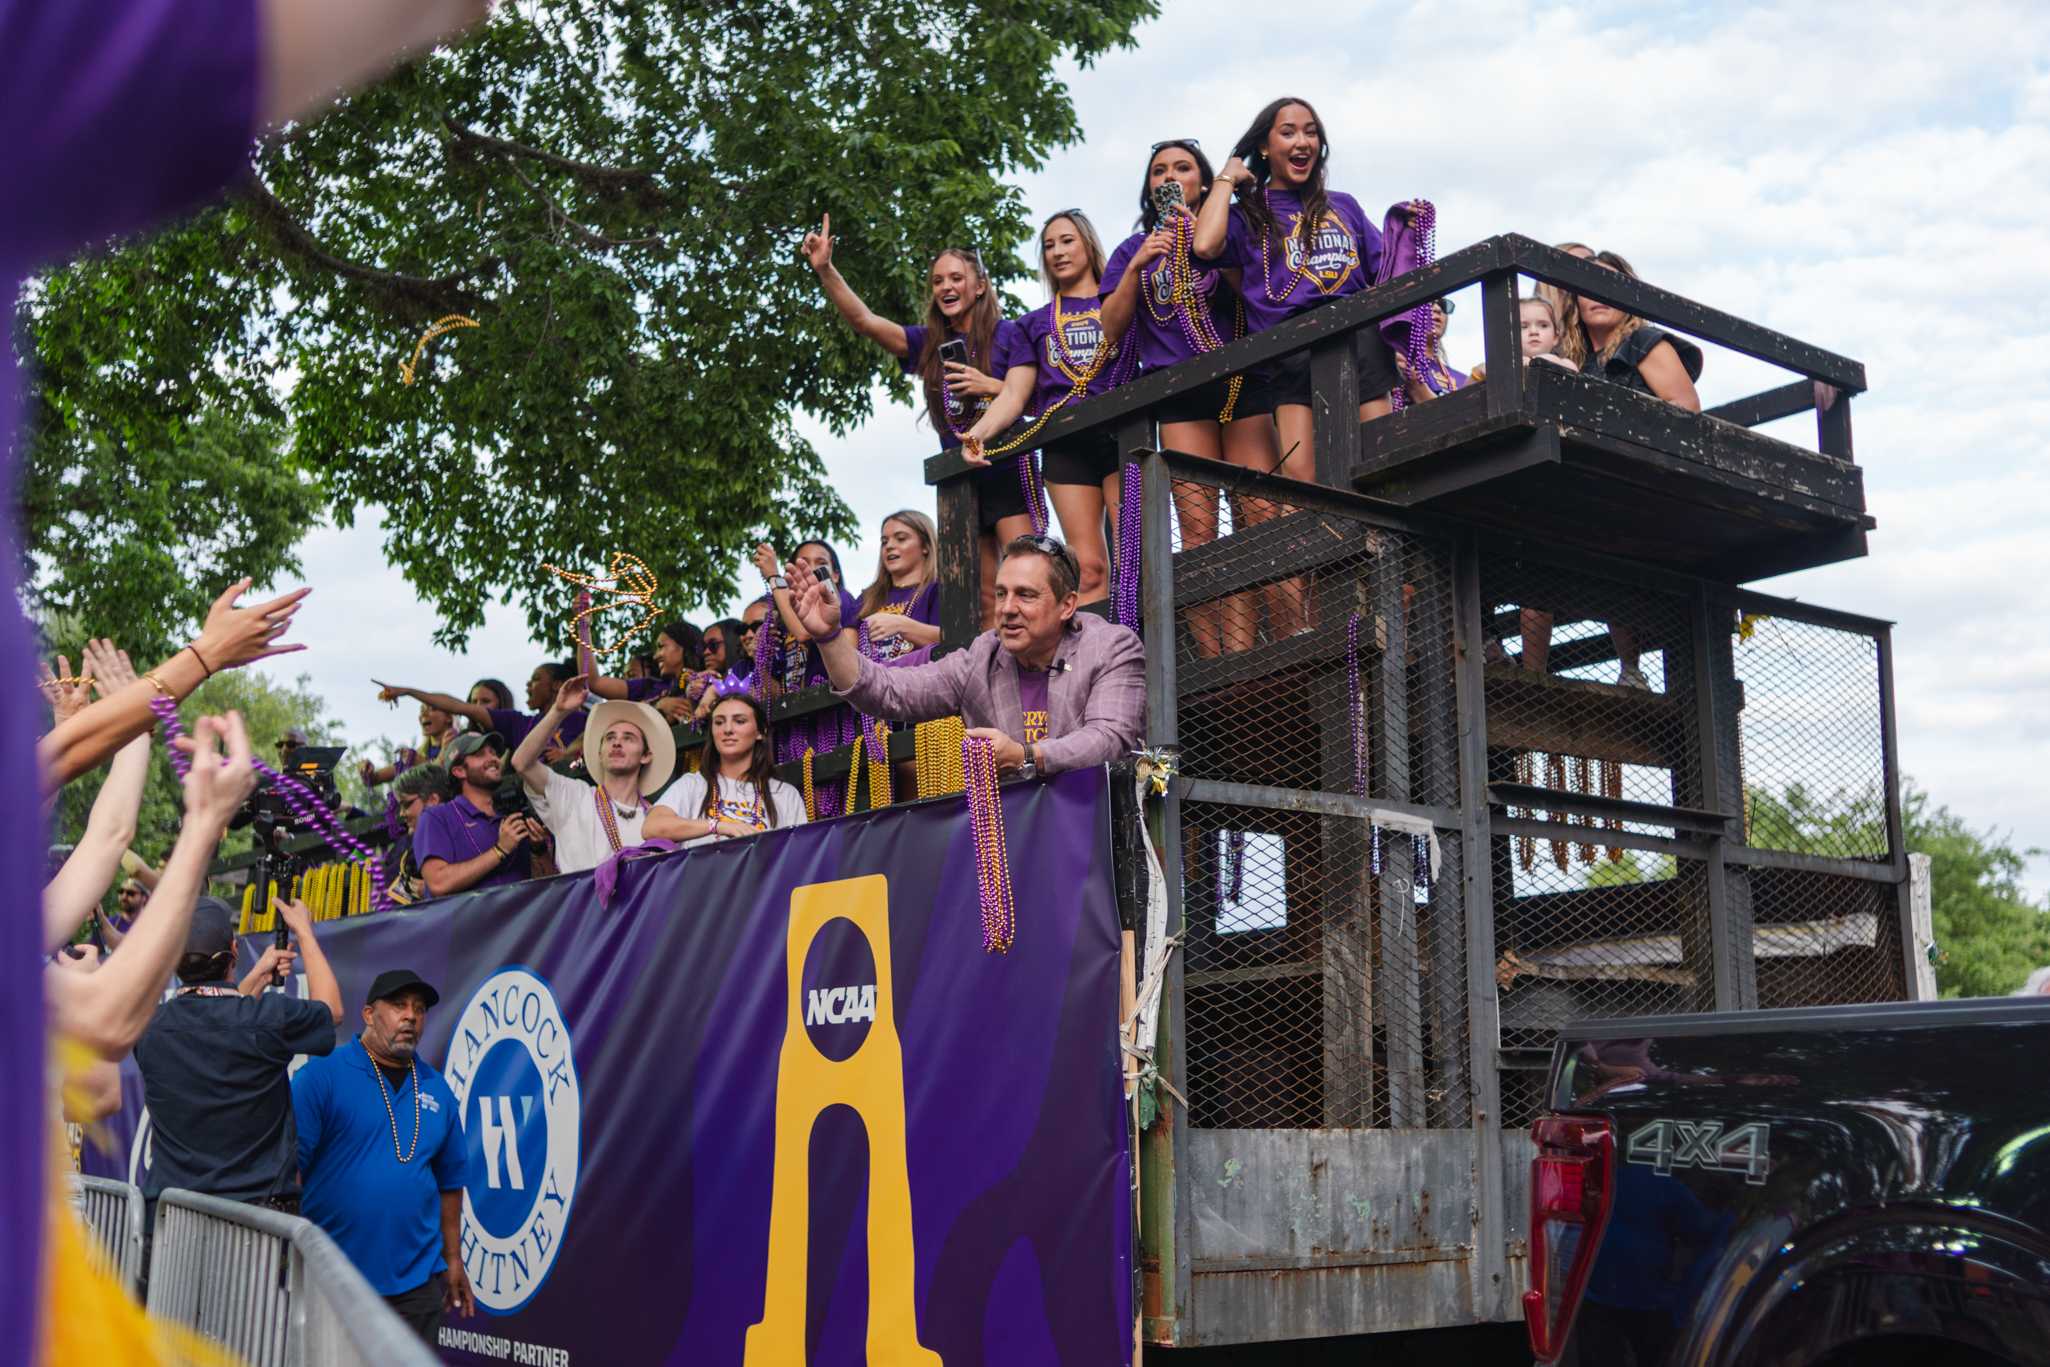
[1616,666,1650,691]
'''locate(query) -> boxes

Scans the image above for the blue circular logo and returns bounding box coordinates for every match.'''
[801,917,878,1061]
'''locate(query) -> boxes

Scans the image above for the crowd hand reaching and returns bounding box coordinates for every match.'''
[551,673,590,714]
[192,578,310,672]
[752,543,786,583]
[36,655,94,727]
[180,712,259,831]
[372,680,406,706]
[791,574,844,638]
[800,212,834,271]
[943,361,1000,400]
[82,639,138,695]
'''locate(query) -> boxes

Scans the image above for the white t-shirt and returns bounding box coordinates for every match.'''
[527,766,651,874]
[653,771,807,847]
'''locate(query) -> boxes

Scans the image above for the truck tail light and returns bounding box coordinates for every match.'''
[1523,1115,1614,1363]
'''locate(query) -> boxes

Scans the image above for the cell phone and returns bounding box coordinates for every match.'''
[1151,180,1185,221]
[938,338,969,367]
[811,564,834,585]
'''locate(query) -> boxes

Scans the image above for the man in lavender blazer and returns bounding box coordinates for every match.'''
[791,535,1145,778]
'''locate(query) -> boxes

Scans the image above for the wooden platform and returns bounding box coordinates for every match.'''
[1349,367,1872,582]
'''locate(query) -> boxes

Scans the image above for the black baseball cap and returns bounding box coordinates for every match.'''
[183,897,240,957]
[365,968,441,1009]
[446,731,505,761]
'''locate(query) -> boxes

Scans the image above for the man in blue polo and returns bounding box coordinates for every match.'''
[292,968,475,1343]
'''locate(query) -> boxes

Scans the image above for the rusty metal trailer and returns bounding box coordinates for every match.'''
[928,236,1920,1351]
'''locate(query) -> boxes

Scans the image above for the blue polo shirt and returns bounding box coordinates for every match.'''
[292,1037,470,1296]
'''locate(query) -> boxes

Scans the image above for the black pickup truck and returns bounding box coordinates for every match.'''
[1524,997,2050,1367]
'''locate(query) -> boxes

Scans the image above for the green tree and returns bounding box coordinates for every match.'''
[1903,789,2050,998]
[16,2,1156,650]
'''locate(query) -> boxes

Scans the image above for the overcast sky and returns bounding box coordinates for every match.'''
[256,0,2050,894]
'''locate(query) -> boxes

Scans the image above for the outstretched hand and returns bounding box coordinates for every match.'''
[81,639,137,695]
[552,673,591,714]
[791,574,843,639]
[194,578,310,672]
[181,712,258,831]
[801,212,835,271]
[36,655,92,727]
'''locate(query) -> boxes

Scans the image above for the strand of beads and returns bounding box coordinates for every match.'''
[914,716,966,797]
[1347,611,1367,796]
[1020,450,1049,536]
[150,695,389,914]
[1112,461,1144,630]
[852,623,895,808]
[1392,200,1443,413]
[962,734,1016,953]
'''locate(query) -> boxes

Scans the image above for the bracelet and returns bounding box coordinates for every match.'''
[186,643,215,677]
[142,671,174,698]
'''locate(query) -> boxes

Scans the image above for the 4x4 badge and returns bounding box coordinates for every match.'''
[1626,1119,1771,1184]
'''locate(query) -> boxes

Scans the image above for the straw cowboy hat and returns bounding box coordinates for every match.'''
[584,699,676,796]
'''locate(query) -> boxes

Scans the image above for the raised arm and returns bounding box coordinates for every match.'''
[511,676,586,790]
[39,579,308,789]
[962,365,1038,449]
[49,712,259,1058]
[374,682,493,732]
[43,733,153,953]
[1192,160,1246,261]
[262,0,492,127]
[803,214,911,358]
[793,576,966,721]
[1100,226,1174,345]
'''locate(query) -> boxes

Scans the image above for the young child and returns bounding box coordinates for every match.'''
[1468,295,1579,383]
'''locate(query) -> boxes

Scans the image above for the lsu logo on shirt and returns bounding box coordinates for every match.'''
[1045,308,1112,374]
[1281,210,1359,288]
[715,792,770,831]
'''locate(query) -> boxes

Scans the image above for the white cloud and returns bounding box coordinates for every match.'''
[254,0,2050,893]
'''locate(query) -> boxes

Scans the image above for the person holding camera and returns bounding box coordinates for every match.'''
[133,895,341,1238]
[409,731,540,898]
[511,674,676,874]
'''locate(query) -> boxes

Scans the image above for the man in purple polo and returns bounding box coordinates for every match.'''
[409,732,540,898]
[792,534,1145,777]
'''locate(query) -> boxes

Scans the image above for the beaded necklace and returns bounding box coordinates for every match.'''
[980,293,1138,459]
[371,1051,423,1164]
[1142,214,1246,423]
[962,734,1017,953]
[593,781,648,855]
[1255,190,1357,304]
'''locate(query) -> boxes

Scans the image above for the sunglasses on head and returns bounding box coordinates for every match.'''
[1018,533,1080,581]
[1150,138,1201,152]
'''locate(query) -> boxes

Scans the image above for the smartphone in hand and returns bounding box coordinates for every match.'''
[938,337,969,367]
[1152,180,1185,221]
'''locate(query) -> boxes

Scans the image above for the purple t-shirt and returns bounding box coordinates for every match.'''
[1019,296,1130,418]
[866,582,939,662]
[901,319,1032,447]
[3,1,263,1345]
[1018,667,1051,745]
[486,706,587,752]
[1220,189,1383,335]
[1102,230,1243,374]
[411,794,533,892]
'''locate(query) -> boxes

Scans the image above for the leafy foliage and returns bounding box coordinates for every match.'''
[16,1,1156,651]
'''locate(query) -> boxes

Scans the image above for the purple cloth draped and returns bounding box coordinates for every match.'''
[592,839,680,908]
[3,0,263,1348]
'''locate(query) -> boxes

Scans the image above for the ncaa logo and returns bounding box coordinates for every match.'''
[446,967,581,1314]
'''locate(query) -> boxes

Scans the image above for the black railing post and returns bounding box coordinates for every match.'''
[1309,335,1361,488]
[1818,391,1854,462]
[1479,268,1522,420]
[935,471,982,650]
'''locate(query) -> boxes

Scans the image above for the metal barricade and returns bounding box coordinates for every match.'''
[146,1189,439,1366]
[78,1174,145,1293]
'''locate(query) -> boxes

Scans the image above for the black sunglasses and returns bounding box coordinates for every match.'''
[1436,298,1456,315]
[1150,138,1201,152]
[1017,533,1080,581]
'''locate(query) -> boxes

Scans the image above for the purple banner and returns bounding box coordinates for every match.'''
[90,767,1131,1363]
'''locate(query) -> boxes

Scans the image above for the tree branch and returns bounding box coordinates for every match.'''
[443,118,658,188]
[240,176,501,319]
[495,158,668,251]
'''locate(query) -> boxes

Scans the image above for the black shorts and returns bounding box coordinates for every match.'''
[1155,371,1278,426]
[1042,430,1122,487]
[972,458,1030,530]
[1246,321,1403,411]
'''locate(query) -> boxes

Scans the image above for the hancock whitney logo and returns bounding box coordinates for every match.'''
[446,967,581,1314]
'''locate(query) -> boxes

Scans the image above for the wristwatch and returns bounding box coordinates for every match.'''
[1017,742,1038,780]
[768,575,789,591]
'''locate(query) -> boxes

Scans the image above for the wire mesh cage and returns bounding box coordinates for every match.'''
[1723,607,1891,863]
[1166,467,1459,808]
[1491,835,1713,1129]
[1480,553,1702,824]
[1749,867,1906,1009]
[1178,800,1468,1131]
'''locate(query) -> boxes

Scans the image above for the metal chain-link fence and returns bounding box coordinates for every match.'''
[1168,468,1459,808]
[1723,608,1890,862]
[1748,867,1906,1009]
[1178,800,1468,1131]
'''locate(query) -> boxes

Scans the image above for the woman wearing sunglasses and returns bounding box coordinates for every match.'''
[1101,137,1281,656]
[1019,208,1137,607]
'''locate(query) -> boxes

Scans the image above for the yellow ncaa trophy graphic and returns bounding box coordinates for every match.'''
[745,875,941,1365]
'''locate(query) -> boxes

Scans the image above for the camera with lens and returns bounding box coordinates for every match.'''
[233,745,347,937]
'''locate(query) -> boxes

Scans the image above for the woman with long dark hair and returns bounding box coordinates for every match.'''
[1101,137,1281,655]
[1019,209,1136,604]
[646,689,806,847]
[1192,96,1403,476]
[804,221,1038,625]
[590,619,704,724]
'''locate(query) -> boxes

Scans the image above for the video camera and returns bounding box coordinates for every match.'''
[234,745,347,961]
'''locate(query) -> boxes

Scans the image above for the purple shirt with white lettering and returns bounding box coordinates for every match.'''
[1102,230,1244,374]
[901,319,1032,447]
[1219,188,1382,335]
[1019,296,1130,418]
[3,1,264,1345]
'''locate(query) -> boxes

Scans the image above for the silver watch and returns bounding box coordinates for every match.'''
[767,574,789,590]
